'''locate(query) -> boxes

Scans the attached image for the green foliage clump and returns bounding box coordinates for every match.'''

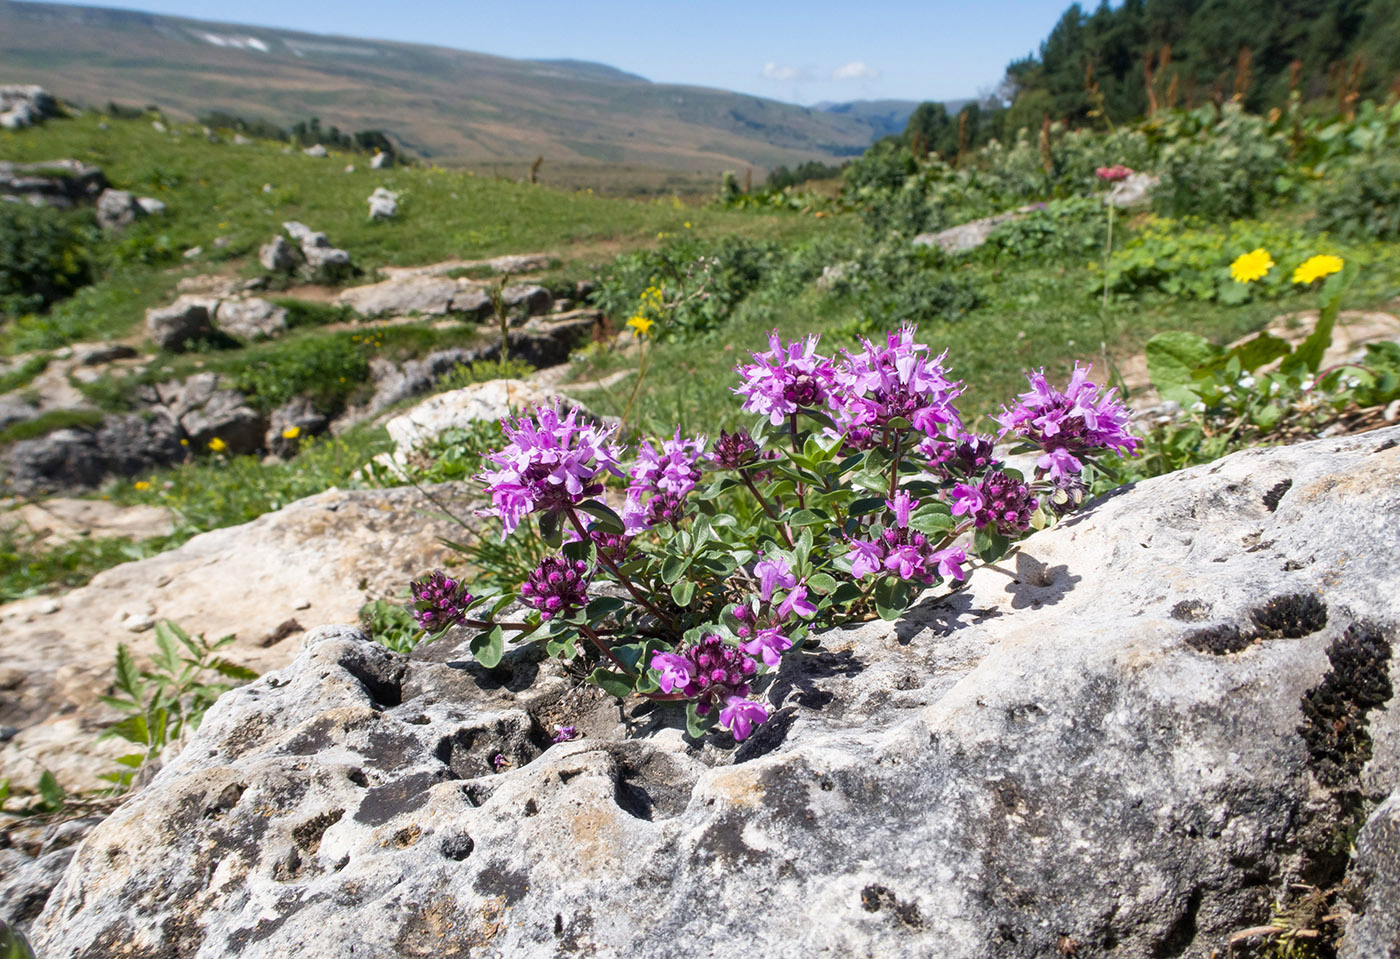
[358,598,422,653]
[0,203,98,317]
[1152,105,1293,220]
[0,407,106,445]
[1312,157,1400,242]
[228,335,370,415]
[822,243,980,337]
[593,234,785,342]
[0,525,178,603]
[1105,218,1336,303]
[0,354,50,393]
[983,197,1106,263]
[101,620,257,790]
[436,358,536,393]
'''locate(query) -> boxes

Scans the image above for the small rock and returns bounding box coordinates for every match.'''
[135,197,166,216]
[145,295,216,352]
[182,246,203,260]
[293,598,312,611]
[1385,399,1399,423]
[151,120,166,133]
[303,144,327,158]
[501,283,553,319]
[214,298,288,341]
[75,343,138,366]
[370,152,391,170]
[343,164,355,174]
[232,134,251,145]
[39,600,60,615]
[123,614,154,633]
[95,188,145,231]
[367,186,398,221]
[259,235,299,274]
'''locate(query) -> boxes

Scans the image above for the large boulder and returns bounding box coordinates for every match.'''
[214,297,289,341]
[259,235,299,274]
[0,85,58,130]
[506,311,600,368]
[338,275,461,318]
[26,427,1400,958]
[913,207,1031,254]
[501,282,553,320]
[0,413,185,496]
[146,295,217,351]
[0,481,485,797]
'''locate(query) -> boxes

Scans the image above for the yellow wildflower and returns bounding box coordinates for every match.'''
[281,425,302,439]
[627,315,654,336]
[208,437,228,452]
[133,480,152,491]
[684,221,692,229]
[179,438,189,446]
[1230,248,1274,283]
[1292,254,1344,285]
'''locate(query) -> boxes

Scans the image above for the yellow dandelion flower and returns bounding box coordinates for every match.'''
[133,480,152,491]
[1292,254,1344,285]
[1230,248,1274,284]
[627,315,654,336]
[281,425,302,439]
[208,437,228,452]
[179,438,189,446]
[684,221,692,229]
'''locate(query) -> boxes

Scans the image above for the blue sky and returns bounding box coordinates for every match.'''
[31,0,1073,104]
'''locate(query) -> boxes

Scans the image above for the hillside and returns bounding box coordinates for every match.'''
[0,0,894,173]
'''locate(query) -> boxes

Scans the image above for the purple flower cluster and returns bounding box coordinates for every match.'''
[622,427,706,533]
[710,427,761,470]
[478,402,624,538]
[551,724,578,744]
[922,431,999,478]
[951,470,1039,535]
[734,330,838,425]
[1096,164,1133,183]
[733,556,816,667]
[650,635,769,740]
[848,491,967,584]
[834,326,964,438]
[519,555,592,621]
[995,365,1140,479]
[409,570,474,632]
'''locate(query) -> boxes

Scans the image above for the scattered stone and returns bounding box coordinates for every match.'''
[74,343,137,366]
[151,120,166,133]
[337,275,458,317]
[94,188,145,231]
[213,297,288,341]
[507,311,600,368]
[0,85,58,130]
[367,186,398,220]
[501,283,553,319]
[912,206,1033,253]
[135,196,166,216]
[182,245,202,260]
[370,152,391,169]
[448,286,493,319]
[343,164,355,174]
[29,427,1400,958]
[293,598,312,611]
[1,412,183,497]
[283,221,352,282]
[490,252,554,273]
[145,295,216,351]
[121,613,155,633]
[259,235,299,273]
[178,389,266,454]
[303,144,328,157]
[232,133,252,145]
[1107,171,1160,209]
[1,498,175,548]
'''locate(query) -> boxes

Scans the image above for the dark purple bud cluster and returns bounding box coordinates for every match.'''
[710,428,761,470]
[519,555,591,621]
[974,470,1038,534]
[409,570,474,632]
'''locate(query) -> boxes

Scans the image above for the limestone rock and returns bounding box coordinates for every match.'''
[303,144,328,158]
[259,235,299,274]
[178,390,266,454]
[0,413,184,496]
[448,286,494,319]
[370,152,392,170]
[264,397,328,458]
[0,159,106,208]
[283,221,352,282]
[0,481,484,796]
[507,311,599,368]
[382,379,571,461]
[0,85,57,130]
[338,275,460,318]
[145,295,216,351]
[95,188,145,231]
[501,283,553,319]
[912,207,1031,253]
[367,186,398,220]
[135,196,166,216]
[214,297,288,341]
[1,498,175,548]
[1342,790,1400,958]
[1108,172,1160,209]
[28,427,1400,958]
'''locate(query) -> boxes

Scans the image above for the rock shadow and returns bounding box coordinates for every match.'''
[1001,552,1081,610]
[895,589,1003,645]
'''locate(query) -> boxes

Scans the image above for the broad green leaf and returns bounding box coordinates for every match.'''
[806,572,839,595]
[660,553,691,585]
[670,580,696,607]
[37,770,64,811]
[113,644,142,698]
[577,499,625,534]
[585,597,626,619]
[684,700,711,739]
[211,659,258,682]
[1146,331,1220,406]
[470,626,505,668]
[588,668,634,699]
[1218,332,1291,374]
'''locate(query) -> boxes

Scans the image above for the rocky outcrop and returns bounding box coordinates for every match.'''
[155,373,264,454]
[338,275,463,318]
[1,412,185,497]
[282,221,352,283]
[0,85,58,130]
[27,427,1400,958]
[501,283,553,319]
[913,206,1035,253]
[382,379,571,461]
[259,235,298,274]
[214,297,288,341]
[0,481,484,796]
[145,295,216,350]
[0,159,106,208]
[265,397,328,458]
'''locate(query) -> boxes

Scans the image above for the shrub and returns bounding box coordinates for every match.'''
[228,335,370,415]
[1152,104,1293,221]
[1311,157,1400,242]
[982,197,1106,264]
[0,203,98,317]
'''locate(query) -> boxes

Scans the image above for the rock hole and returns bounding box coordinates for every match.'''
[441,833,474,861]
[333,854,349,872]
[1185,624,1256,655]
[403,714,431,725]
[859,884,924,929]
[347,768,369,788]
[1298,621,1393,787]
[612,777,655,822]
[1170,599,1211,623]
[1377,438,1396,452]
[292,808,344,855]
[342,656,405,708]
[271,846,302,882]
[203,782,245,818]
[523,798,539,817]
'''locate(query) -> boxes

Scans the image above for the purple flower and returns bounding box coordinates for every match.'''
[492,753,508,771]
[741,626,793,667]
[755,556,797,602]
[519,555,591,621]
[551,725,578,744]
[832,325,964,440]
[846,494,965,586]
[950,482,984,519]
[478,402,624,538]
[409,570,474,632]
[649,635,757,715]
[718,697,770,741]
[622,428,706,533]
[734,329,838,425]
[776,585,816,620]
[848,538,885,579]
[710,427,761,470]
[955,470,1038,534]
[996,365,1139,480]
[931,547,967,581]
[1096,164,1133,183]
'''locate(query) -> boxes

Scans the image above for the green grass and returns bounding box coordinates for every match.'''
[0,408,105,444]
[0,354,51,393]
[0,113,838,355]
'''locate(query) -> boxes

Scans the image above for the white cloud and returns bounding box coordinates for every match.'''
[831,61,879,81]
[762,62,811,82]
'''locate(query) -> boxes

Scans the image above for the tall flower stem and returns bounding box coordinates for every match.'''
[739,470,793,548]
[563,505,678,632]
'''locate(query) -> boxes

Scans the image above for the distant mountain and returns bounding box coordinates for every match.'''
[815,99,971,142]
[0,0,887,171]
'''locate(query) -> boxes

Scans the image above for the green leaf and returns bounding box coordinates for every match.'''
[588,668,634,699]
[538,510,564,548]
[1146,331,1221,406]
[684,700,711,739]
[670,579,696,607]
[37,770,65,812]
[469,626,505,668]
[0,778,10,811]
[908,505,955,534]
[1282,293,1340,375]
[660,553,691,585]
[210,659,258,682]
[585,597,626,620]
[1219,332,1292,374]
[829,581,864,607]
[874,577,914,621]
[973,528,1011,562]
[783,508,828,528]
[806,572,838,595]
[577,499,625,534]
[103,713,151,746]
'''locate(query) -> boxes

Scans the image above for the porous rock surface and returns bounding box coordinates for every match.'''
[0,482,481,795]
[29,428,1400,957]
